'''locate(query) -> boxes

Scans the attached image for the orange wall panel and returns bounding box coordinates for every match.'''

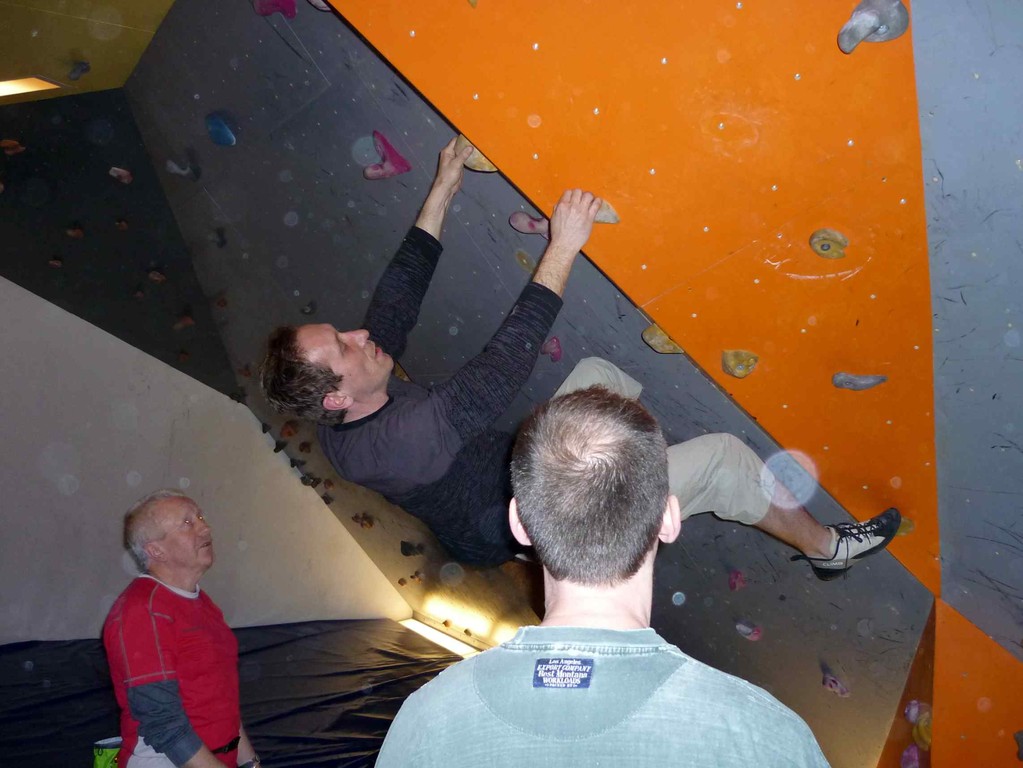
[334,0,939,593]
[933,600,1023,767]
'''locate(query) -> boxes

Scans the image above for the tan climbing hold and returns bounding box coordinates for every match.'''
[454,134,498,172]
[280,420,300,438]
[896,517,915,537]
[809,228,849,259]
[722,349,759,378]
[594,199,620,224]
[642,324,683,354]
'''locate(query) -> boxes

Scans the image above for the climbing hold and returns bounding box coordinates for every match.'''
[809,228,849,258]
[0,181,4,195]
[214,227,227,248]
[323,478,334,490]
[912,709,932,750]
[454,134,498,172]
[352,512,374,529]
[1,139,26,156]
[300,300,316,315]
[896,517,915,536]
[215,295,229,309]
[541,336,563,362]
[363,130,412,180]
[722,349,759,379]
[300,475,321,488]
[273,440,288,453]
[172,314,195,331]
[400,540,425,557]
[642,324,684,354]
[115,218,129,231]
[306,0,331,9]
[230,388,248,404]
[178,350,190,363]
[463,627,472,636]
[108,167,133,184]
[900,744,920,768]
[66,223,85,239]
[832,372,887,390]
[261,423,272,434]
[165,158,199,180]
[671,591,686,606]
[468,0,478,6]
[237,365,252,379]
[1013,730,1023,761]
[48,257,63,268]
[205,113,237,146]
[904,700,930,724]
[280,420,300,438]
[514,249,536,275]
[728,569,747,591]
[410,570,424,583]
[856,618,874,637]
[299,441,312,453]
[321,493,334,505]
[132,286,145,300]
[838,0,909,54]
[290,458,306,468]
[735,621,763,641]
[68,61,91,81]
[509,211,550,238]
[594,199,620,224]
[822,672,850,697]
[148,270,167,283]
[397,577,407,587]
[252,0,297,19]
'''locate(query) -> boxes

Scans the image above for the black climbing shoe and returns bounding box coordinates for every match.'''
[792,507,901,581]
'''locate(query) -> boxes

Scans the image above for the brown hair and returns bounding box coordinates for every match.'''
[260,326,346,424]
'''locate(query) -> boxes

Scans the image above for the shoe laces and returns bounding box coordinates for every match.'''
[834,517,883,544]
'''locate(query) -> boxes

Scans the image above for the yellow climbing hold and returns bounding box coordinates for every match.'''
[454,134,498,172]
[515,249,536,274]
[913,709,932,750]
[896,517,916,536]
[809,228,849,259]
[595,199,620,224]
[722,349,759,378]
[642,324,683,354]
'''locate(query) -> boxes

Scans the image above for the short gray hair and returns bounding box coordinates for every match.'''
[123,489,193,571]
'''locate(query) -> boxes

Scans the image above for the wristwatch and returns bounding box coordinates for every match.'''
[238,758,260,768]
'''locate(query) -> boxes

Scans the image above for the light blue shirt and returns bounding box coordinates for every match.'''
[377,625,831,767]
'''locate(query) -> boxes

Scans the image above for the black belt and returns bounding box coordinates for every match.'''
[212,736,240,755]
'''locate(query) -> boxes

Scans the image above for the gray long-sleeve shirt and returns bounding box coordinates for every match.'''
[318,227,561,564]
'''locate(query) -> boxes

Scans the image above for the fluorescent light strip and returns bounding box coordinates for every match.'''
[0,78,61,98]
[399,619,479,658]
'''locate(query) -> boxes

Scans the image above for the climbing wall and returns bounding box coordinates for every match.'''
[333,0,939,596]
[119,2,932,765]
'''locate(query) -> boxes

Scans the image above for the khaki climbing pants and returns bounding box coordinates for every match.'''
[553,357,772,525]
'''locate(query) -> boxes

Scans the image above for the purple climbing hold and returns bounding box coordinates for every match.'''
[904,699,931,724]
[541,336,563,362]
[900,744,920,768]
[69,61,91,81]
[822,672,850,698]
[252,0,297,19]
[509,211,550,239]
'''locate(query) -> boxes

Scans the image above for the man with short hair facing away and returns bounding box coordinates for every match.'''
[376,387,831,768]
[103,490,261,768]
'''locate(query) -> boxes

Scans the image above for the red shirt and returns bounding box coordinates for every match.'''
[103,576,240,768]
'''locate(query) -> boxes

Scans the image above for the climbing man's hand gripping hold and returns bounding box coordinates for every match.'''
[533,189,603,297]
[415,137,475,239]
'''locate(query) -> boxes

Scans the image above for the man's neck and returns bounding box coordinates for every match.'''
[539,562,654,630]
[146,566,202,594]
[342,391,390,423]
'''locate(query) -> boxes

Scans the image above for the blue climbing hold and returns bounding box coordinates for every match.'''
[205,113,237,147]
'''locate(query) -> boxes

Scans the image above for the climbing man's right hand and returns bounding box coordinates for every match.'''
[433,137,473,196]
[548,189,602,255]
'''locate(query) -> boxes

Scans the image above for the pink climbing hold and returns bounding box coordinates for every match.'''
[363,130,411,180]
[108,166,133,184]
[735,621,762,641]
[822,672,850,698]
[252,0,297,19]
[728,569,747,591]
[541,336,562,362]
[509,211,550,239]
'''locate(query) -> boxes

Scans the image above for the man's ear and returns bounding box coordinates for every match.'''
[322,390,352,412]
[508,498,532,546]
[659,494,682,544]
[143,540,165,564]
